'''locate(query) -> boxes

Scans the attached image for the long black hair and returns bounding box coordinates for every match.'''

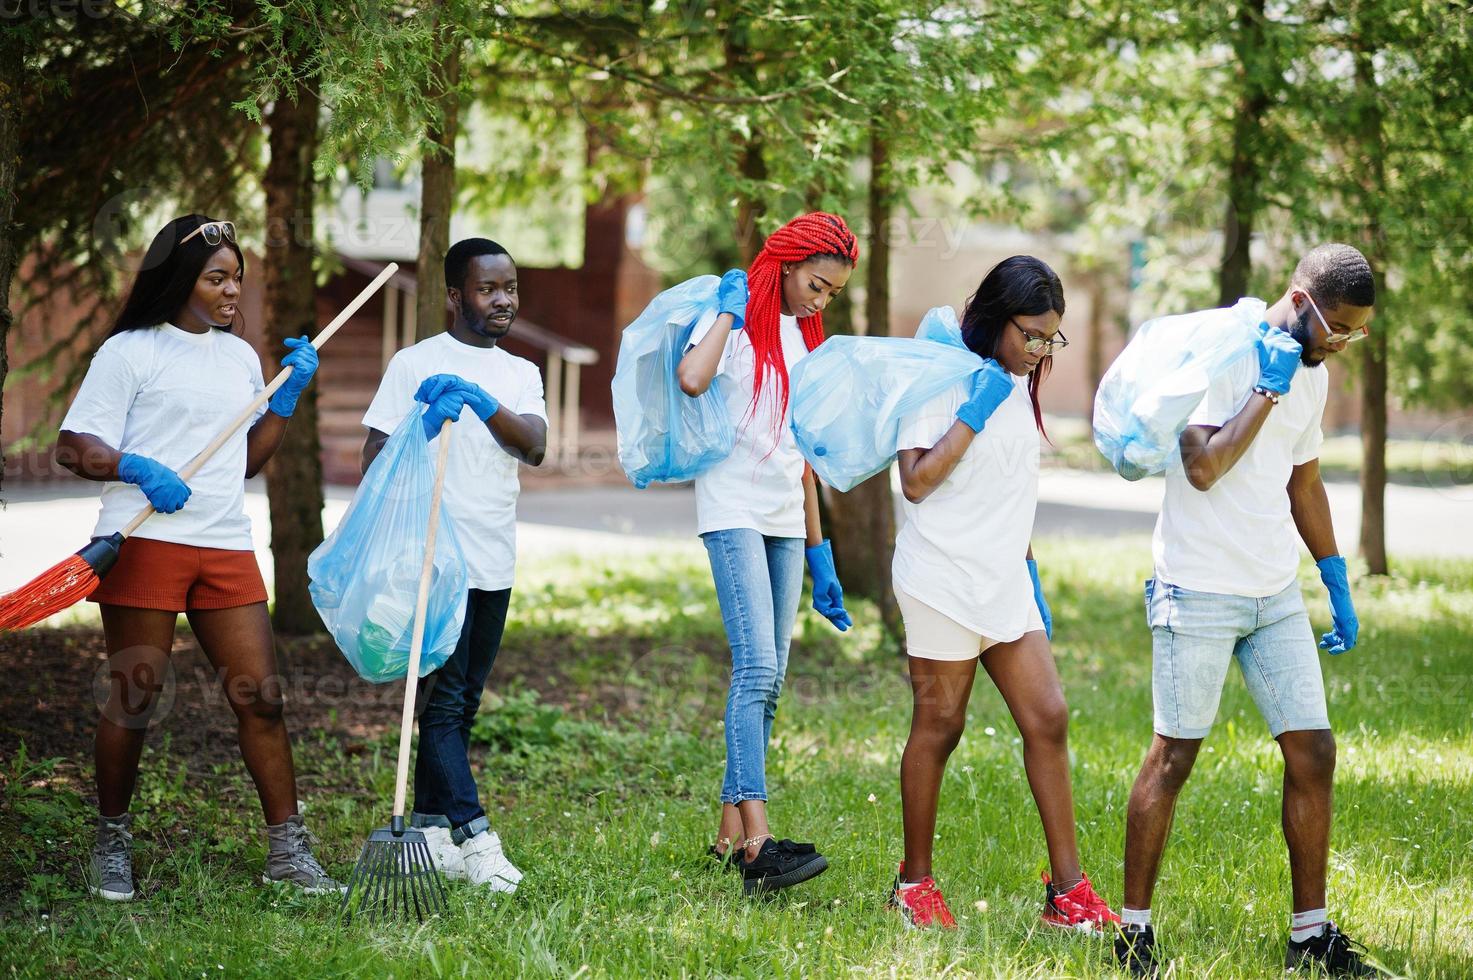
[108,214,245,338]
[959,255,1065,436]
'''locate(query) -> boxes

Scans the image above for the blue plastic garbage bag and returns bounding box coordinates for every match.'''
[308,411,468,683]
[613,275,737,489]
[1093,297,1266,481]
[789,306,982,492]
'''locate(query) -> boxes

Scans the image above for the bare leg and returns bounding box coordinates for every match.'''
[715,804,745,856]
[96,605,178,816]
[1278,729,1335,912]
[900,656,978,881]
[980,630,1081,887]
[1123,734,1203,910]
[738,800,773,861]
[185,603,297,824]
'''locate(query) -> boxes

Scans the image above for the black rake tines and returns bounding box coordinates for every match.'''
[340,825,448,924]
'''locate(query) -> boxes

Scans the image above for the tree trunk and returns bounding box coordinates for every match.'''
[1217,0,1269,307]
[1353,31,1389,574]
[1086,273,1107,427]
[824,129,900,637]
[263,85,326,633]
[724,21,765,264]
[415,28,461,340]
[0,34,24,483]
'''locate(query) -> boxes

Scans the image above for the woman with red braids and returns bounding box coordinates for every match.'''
[677,212,857,895]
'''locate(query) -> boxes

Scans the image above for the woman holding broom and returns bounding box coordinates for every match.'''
[675,212,857,895]
[54,214,341,901]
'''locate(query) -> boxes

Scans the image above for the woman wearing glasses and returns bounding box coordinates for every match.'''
[884,256,1119,931]
[56,215,339,901]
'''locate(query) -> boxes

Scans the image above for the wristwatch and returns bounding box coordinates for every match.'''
[1253,385,1281,405]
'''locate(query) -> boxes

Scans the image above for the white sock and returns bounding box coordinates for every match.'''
[1121,907,1152,929]
[1291,908,1328,943]
[898,879,925,891]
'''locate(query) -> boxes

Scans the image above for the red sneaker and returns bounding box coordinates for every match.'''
[1041,871,1121,932]
[887,862,957,929]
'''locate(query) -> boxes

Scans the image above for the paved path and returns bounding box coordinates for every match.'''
[3,469,1468,597]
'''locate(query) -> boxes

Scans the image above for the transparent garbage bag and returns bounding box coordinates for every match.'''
[789,306,982,491]
[1093,297,1266,481]
[613,275,736,489]
[308,410,468,683]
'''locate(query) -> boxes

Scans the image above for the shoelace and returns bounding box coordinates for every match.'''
[906,881,954,925]
[1319,925,1369,966]
[283,822,329,878]
[96,824,133,881]
[99,841,132,881]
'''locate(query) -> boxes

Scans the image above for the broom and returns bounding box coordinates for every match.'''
[0,263,401,632]
[340,419,453,924]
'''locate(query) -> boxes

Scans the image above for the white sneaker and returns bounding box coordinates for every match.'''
[460,831,521,893]
[420,826,467,880]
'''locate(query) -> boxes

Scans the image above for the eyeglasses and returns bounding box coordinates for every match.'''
[1298,287,1368,345]
[1012,318,1069,355]
[179,220,236,247]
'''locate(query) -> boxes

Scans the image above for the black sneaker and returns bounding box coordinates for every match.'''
[1114,924,1160,978]
[707,844,746,873]
[740,838,828,896]
[1286,922,1381,977]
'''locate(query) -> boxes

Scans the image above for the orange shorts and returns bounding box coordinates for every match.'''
[88,537,268,612]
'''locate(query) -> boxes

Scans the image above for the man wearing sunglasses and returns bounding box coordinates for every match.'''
[1116,244,1380,978]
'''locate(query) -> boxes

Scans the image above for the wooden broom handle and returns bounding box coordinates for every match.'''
[392,418,453,820]
[117,262,401,538]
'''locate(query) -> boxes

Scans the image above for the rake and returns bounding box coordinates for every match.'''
[0,263,401,632]
[340,419,453,924]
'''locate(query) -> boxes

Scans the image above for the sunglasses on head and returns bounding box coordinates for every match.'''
[179,220,236,247]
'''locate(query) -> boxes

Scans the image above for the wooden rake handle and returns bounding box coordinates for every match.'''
[117,262,401,539]
[392,418,453,823]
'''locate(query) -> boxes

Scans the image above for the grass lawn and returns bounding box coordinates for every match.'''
[2,538,1470,977]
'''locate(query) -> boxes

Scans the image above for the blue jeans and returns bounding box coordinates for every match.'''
[702,528,805,804]
[411,588,510,843]
[1146,578,1330,739]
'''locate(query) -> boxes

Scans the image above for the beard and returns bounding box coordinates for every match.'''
[1289,307,1321,366]
[463,297,510,338]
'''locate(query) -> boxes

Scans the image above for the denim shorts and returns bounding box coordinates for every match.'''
[1146,577,1330,739]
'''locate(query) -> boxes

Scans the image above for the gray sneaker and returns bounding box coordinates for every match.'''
[90,813,136,901]
[263,814,345,895]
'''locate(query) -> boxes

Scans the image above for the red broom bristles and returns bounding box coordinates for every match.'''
[0,555,101,632]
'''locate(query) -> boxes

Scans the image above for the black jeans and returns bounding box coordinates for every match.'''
[410,588,510,842]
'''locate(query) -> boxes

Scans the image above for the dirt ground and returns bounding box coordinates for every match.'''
[0,623,710,797]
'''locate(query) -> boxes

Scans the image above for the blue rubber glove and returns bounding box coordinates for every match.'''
[420,389,468,439]
[955,359,1014,434]
[1256,323,1302,395]
[415,375,499,438]
[1316,555,1359,654]
[717,268,749,330]
[415,374,463,405]
[268,335,318,417]
[456,381,500,421]
[805,540,852,632]
[117,452,191,514]
[1027,558,1053,640]
[415,374,499,421]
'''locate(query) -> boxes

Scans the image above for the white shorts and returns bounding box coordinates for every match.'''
[896,587,1045,661]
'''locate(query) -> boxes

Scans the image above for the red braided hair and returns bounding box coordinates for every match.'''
[742,212,860,440]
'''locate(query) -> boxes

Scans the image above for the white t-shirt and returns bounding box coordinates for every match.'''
[891,375,1041,642]
[362,332,547,591]
[1153,342,1327,597]
[60,324,266,550]
[689,312,810,538]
